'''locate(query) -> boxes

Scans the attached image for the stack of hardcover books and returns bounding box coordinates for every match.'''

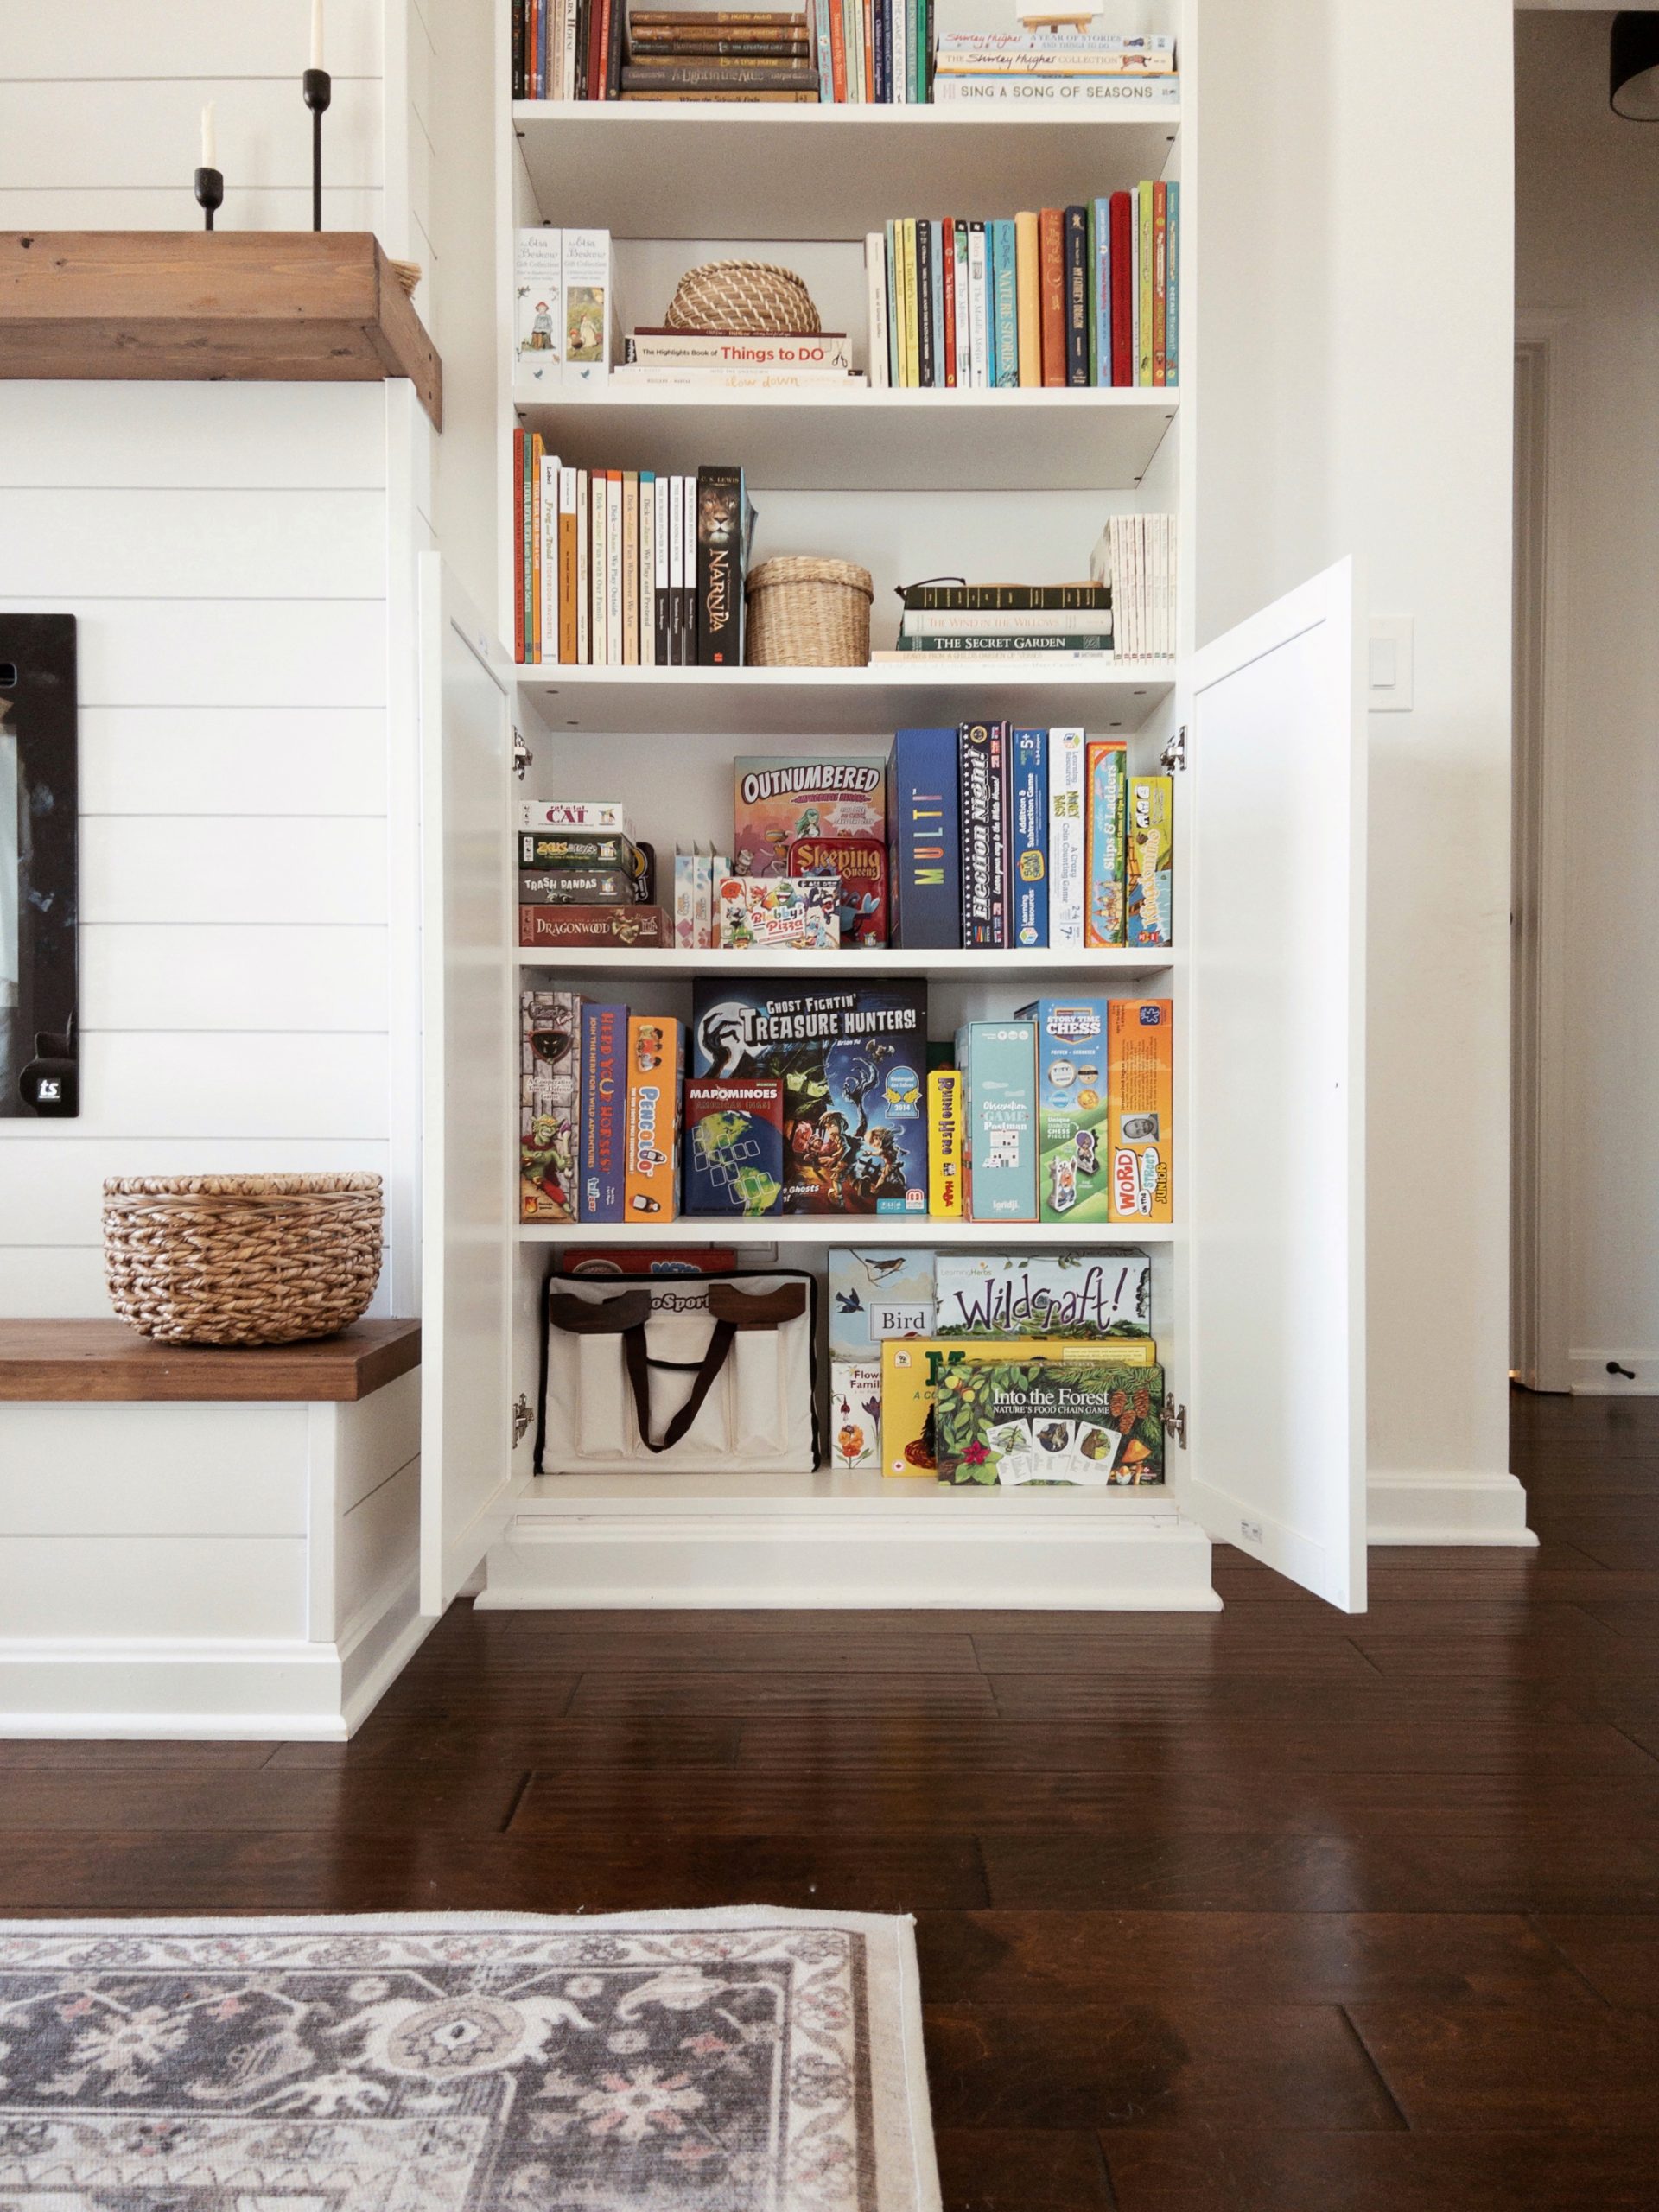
[889,581,1114,658]
[620,9,820,100]
[617,327,861,388]
[931,29,1177,106]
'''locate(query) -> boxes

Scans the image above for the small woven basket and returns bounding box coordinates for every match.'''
[664,260,821,336]
[746,556,874,668]
[103,1173,384,1347]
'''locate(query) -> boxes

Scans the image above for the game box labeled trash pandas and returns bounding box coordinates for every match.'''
[690,978,928,1214]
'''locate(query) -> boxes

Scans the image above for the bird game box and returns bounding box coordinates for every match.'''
[934,1355,1166,1486]
[690,978,929,1215]
[732,756,888,946]
[828,1247,937,1358]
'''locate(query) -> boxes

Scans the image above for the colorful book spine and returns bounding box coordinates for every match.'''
[696,463,744,665]
[1153,178,1167,385]
[624,1014,683,1219]
[990,219,1018,385]
[888,726,962,949]
[1166,180,1180,384]
[958,1018,1038,1223]
[1126,772,1173,947]
[1084,737,1128,948]
[958,721,998,948]
[940,216,957,386]
[986,721,1008,950]
[1039,207,1066,386]
[1092,196,1111,386]
[1047,728,1085,949]
[928,218,944,385]
[1009,728,1048,949]
[1109,191,1134,385]
[1137,181,1154,385]
[1014,210,1040,386]
[579,1002,627,1220]
[928,1066,963,1219]
[1064,205,1088,386]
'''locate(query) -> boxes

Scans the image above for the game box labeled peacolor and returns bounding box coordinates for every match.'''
[690,977,929,1215]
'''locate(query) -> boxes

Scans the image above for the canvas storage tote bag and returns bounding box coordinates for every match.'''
[537,1269,818,1475]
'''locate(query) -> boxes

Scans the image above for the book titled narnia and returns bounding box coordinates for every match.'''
[696,463,747,665]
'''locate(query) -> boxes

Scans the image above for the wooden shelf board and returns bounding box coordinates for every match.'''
[0,1318,422,1403]
[518,945,1179,978]
[512,100,1182,239]
[524,1219,1175,1246]
[513,382,1179,491]
[514,659,1178,735]
[0,232,442,429]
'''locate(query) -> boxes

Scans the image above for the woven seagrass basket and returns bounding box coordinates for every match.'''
[664,259,821,336]
[103,1173,384,1346]
[746,556,873,668]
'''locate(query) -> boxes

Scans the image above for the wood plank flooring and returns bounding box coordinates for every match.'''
[4,1387,1658,2208]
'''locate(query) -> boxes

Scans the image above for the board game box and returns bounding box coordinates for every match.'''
[830,1361,883,1470]
[716,875,839,950]
[1017,996,1115,1224]
[880,1336,1155,1480]
[520,988,583,1222]
[732,756,888,946]
[684,1076,785,1217]
[690,978,929,1215]
[933,1250,1153,1338]
[828,1247,937,1358]
[934,1356,1166,1486]
[1109,998,1173,1223]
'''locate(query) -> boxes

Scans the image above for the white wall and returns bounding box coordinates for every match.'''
[0,1,428,1317]
[1198,0,1524,1535]
[1516,9,1659,1389]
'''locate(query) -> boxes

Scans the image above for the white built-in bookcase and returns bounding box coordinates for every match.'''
[415,0,1368,1617]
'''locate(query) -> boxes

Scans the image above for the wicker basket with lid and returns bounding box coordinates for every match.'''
[745,556,873,668]
[103,1173,384,1346]
[664,260,821,336]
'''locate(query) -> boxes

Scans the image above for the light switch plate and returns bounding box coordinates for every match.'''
[1368,616,1414,711]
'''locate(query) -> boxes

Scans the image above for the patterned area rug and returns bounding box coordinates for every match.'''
[0,1909,940,2210]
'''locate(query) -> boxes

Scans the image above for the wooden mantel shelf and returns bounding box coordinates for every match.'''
[0,231,442,429]
[0,1319,421,1403]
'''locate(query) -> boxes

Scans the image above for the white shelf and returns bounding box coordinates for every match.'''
[513,99,1183,241]
[523,1217,1175,1245]
[518,944,1178,976]
[522,1467,1179,1510]
[514,658,1178,735]
[512,383,1179,492]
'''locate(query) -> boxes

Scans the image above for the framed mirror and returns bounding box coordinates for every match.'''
[1,614,78,1118]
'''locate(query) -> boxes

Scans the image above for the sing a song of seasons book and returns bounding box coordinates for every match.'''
[690,978,929,1215]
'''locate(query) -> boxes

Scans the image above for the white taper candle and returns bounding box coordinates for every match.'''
[200,100,216,168]
[310,0,324,70]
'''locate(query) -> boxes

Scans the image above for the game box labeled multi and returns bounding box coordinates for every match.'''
[690,978,928,1214]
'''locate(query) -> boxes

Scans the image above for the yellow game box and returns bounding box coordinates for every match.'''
[1108,997,1173,1224]
[881,1333,1157,1479]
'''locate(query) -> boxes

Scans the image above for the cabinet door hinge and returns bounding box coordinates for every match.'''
[1160,725,1187,774]
[1166,1400,1188,1450]
[512,1393,533,1446]
[512,722,531,780]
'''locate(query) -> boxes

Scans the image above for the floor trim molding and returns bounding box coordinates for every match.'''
[1367,1468,1537,1547]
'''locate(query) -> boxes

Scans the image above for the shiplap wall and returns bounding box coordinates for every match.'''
[0,1,433,1320]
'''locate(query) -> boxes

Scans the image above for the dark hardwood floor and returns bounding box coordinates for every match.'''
[5,1388,1658,2208]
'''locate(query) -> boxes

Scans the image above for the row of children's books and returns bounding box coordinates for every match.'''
[512,435,756,666]
[824,1243,1163,1484]
[519,980,1174,1228]
[512,2,935,101]
[865,187,1178,391]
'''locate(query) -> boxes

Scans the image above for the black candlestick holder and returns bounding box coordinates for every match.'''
[302,67,332,232]
[194,165,225,231]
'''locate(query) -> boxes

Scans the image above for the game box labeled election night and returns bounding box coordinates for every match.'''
[690,977,928,1215]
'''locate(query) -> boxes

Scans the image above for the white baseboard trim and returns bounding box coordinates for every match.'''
[0,1576,436,1741]
[1569,1349,1659,1395]
[1367,1469,1537,1547]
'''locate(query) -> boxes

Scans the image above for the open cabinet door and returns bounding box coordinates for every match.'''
[1187,559,1367,1610]
[418,555,515,1614]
